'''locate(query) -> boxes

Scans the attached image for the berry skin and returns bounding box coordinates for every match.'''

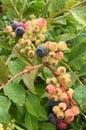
[48,99,59,111]
[60,93,68,102]
[71,106,80,116]
[57,121,67,130]
[57,66,66,75]
[49,42,58,51]
[58,102,67,111]
[5,26,12,32]
[15,27,25,36]
[48,113,58,125]
[52,106,60,114]
[55,51,63,60]
[58,41,67,51]
[11,21,19,30]
[46,84,55,94]
[56,110,64,119]
[36,46,47,58]
[65,109,74,122]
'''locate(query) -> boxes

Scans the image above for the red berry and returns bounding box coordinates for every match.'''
[57,121,67,130]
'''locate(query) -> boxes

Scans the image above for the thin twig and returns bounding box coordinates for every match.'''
[60,61,84,86]
[6,45,17,65]
[0,64,43,90]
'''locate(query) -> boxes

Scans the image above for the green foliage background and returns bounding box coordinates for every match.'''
[0,0,86,130]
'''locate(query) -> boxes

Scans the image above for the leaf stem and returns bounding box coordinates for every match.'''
[0,64,43,90]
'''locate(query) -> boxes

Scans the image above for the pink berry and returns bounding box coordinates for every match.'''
[55,51,63,60]
[60,93,68,102]
[37,18,47,27]
[64,109,74,124]
[71,106,80,116]
[19,22,26,28]
[46,84,55,94]
[57,121,67,130]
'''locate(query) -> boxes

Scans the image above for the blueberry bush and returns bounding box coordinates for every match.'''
[0,0,86,130]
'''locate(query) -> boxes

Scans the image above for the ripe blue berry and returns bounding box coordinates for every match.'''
[11,21,19,30]
[48,100,59,111]
[15,27,25,36]
[48,113,58,125]
[36,46,47,58]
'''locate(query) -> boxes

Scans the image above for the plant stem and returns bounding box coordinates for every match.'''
[0,64,43,90]
[60,61,84,86]
[9,0,22,20]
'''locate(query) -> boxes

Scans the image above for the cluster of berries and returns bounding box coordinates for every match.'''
[5,18,47,60]
[0,122,14,130]
[4,18,80,130]
[46,68,80,129]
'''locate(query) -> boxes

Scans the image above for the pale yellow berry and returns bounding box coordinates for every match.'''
[42,56,49,63]
[57,66,66,75]
[5,26,12,32]
[25,39,32,45]
[28,50,35,57]
[49,42,58,51]
[48,51,56,58]
[58,41,67,51]
[56,110,64,119]
[18,38,25,44]
[58,102,67,111]
[10,32,16,38]
[52,106,60,114]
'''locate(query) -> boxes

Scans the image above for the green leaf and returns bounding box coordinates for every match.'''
[4,82,25,106]
[0,56,10,84]
[25,94,40,118]
[8,59,26,83]
[0,96,11,123]
[25,94,47,120]
[24,112,38,130]
[74,86,86,113]
[55,33,76,42]
[70,7,86,26]
[40,122,56,130]
[68,41,86,70]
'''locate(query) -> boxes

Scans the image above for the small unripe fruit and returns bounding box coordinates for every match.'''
[58,102,67,111]
[37,18,47,27]
[51,77,57,84]
[25,39,32,45]
[46,84,55,94]
[57,121,67,130]
[56,110,64,119]
[71,106,80,116]
[25,25,33,34]
[49,59,58,66]
[5,26,12,32]
[64,78,72,87]
[35,39,41,46]
[64,73,71,79]
[48,51,56,58]
[23,33,28,39]
[31,19,37,26]
[39,34,46,41]
[46,78,51,84]
[55,51,63,60]
[11,21,19,30]
[15,27,25,36]
[60,93,68,102]
[58,41,67,51]
[42,56,49,63]
[28,50,35,57]
[19,21,25,28]
[65,109,74,121]
[25,21,31,28]
[57,66,66,75]
[29,34,37,41]
[41,26,47,33]
[49,42,58,51]
[52,106,60,114]
[33,25,40,32]
[67,88,74,98]
[51,95,59,102]
[36,45,47,58]
[54,88,62,95]
[10,32,16,38]
[44,41,51,48]
[20,49,25,54]
[18,38,25,44]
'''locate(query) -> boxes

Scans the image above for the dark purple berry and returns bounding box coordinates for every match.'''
[48,100,59,111]
[48,113,58,125]
[36,46,47,58]
[11,21,19,30]
[15,27,25,36]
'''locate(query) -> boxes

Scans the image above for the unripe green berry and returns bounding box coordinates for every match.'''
[18,38,25,44]
[56,110,64,119]
[35,39,41,47]
[25,25,33,34]
[23,33,28,39]
[42,56,49,63]
[25,39,32,45]
[52,106,60,114]
[28,50,35,57]
[49,59,58,66]
[33,25,40,32]
[57,66,66,75]
[48,51,56,58]
[10,32,16,38]
[46,78,51,84]
[20,49,25,54]
[50,77,57,84]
